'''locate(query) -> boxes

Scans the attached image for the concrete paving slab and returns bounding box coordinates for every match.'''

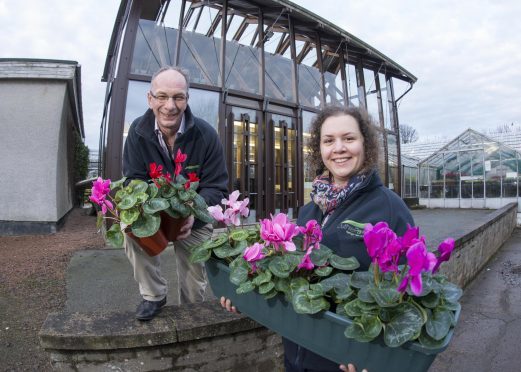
[65,247,179,313]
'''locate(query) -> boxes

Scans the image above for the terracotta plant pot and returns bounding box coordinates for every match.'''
[127,229,169,257]
[160,212,186,242]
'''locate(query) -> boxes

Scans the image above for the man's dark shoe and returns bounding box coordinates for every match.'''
[136,297,167,321]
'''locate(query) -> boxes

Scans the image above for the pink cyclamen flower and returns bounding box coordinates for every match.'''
[243,242,266,263]
[260,213,299,252]
[297,254,315,270]
[399,241,437,295]
[432,238,455,273]
[89,177,112,214]
[218,190,250,225]
[299,220,322,254]
[224,207,241,226]
[207,205,225,222]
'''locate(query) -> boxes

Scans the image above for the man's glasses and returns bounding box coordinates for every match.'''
[150,91,188,103]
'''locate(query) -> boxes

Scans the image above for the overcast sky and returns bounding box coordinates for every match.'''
[1,0,520,149]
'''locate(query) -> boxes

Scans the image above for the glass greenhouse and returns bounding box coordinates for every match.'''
[99,0,417,220]
[417,129,521,209]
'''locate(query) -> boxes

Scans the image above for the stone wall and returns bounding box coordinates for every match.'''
[438,203,517,288]
[40,301,284,372]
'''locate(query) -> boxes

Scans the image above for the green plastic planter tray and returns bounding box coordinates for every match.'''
[206,258,458,372]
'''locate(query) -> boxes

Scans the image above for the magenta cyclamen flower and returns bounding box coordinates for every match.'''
[400,224,420,249]
[298,254,315,270]
[299,220,322,254]
[363,222,400,272]
[398,241,437,295]
[89,177,113,214]
[432,238,455,273]
[260,213,299,252]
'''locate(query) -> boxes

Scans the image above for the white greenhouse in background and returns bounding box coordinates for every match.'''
[401,129,521,211]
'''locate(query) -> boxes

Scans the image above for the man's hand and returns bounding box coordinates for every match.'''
[176,215,194,240]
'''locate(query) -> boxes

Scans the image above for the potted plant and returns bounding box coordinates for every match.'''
[189,191,462,371]
[89,149,213,255]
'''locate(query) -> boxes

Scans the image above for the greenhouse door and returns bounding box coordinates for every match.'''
[225,106,300,221]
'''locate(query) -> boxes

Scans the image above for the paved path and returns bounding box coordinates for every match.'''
[429,228,521,371]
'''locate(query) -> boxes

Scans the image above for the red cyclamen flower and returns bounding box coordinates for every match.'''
[148,162,163,179]
[174,149,187,176]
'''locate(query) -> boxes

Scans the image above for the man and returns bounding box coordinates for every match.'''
[123,66,228,320]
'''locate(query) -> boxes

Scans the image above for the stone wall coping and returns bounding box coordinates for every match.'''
[39,300,260,351]
[452,203,517,247]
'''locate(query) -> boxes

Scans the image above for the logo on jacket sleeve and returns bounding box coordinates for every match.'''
[338,219,367,238]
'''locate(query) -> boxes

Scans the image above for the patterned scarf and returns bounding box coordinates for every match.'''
[310,172,367,215]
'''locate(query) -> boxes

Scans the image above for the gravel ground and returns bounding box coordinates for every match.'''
[0,208,104,371]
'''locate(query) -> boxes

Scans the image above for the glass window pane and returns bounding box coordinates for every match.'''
[346,64,359,106]
[302,110,315,205]
[188,89,220,131]
[364,68,380,124]
[444,152,459,198]
[298,64,321,108]
[179,31,221,86]
[379,73,391,131]
[225,42,261,95]
[324,68,345,106]
[485,144,501,197]
[131,20,177,76]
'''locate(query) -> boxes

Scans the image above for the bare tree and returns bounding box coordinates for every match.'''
[399,124,419,144]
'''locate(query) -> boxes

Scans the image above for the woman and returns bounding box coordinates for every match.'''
[222,105,414,371]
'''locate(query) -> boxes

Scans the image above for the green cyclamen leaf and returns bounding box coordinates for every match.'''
[189,245,212,263]
[229,261,249,285]
[118,194,138,210]
[106,223,124,248]
[383,302,424,347]
[229,229,250,242]
[418,328,449,349]
[369,286,401,308]
[236,281,255,294]
[329,255,360,271]
[269,255,300,278]
[120,208,140,225]
[309,245,333,266]
[316,273,350,292]
[128,179,148,193]
[350,271,373,289]
[426,309,453,340]
[441,282,463,303]
[420,292,440,308]
[314,266,333,277]
[344,314,382,342]
[143,198,169,214]
[258,281,275,295]
[292,290,329,314]
[130,213,161,238]
[252,270,272,286]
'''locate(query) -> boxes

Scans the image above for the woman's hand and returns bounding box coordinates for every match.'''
[220,296,239,313]
[340,363,367,372]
